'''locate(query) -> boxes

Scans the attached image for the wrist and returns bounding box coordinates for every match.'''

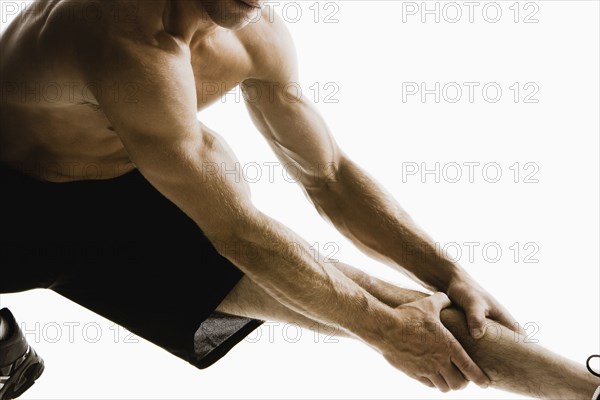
[391,247,466,292]
[418,260,466,292]
[442,264,469,289]
[348,294,398,351]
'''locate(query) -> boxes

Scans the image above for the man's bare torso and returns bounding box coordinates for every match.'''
[0,0,266,182]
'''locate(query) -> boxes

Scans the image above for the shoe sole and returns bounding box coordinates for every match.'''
[0,346,45,400]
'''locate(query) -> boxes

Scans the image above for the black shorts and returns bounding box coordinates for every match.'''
[0,164,264,369]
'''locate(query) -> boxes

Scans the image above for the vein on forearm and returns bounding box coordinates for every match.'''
[309,157,460,291]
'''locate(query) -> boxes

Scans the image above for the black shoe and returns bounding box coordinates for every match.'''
[0,309,44,400]
[589,354,600,378]
[587,355,600,400]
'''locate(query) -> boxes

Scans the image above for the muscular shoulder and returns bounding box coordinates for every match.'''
[39,0,169,42]
[237,11,298,82]
[37,0,181,66]
[55,0,189,86]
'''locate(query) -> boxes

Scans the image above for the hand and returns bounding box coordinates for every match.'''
[446,274,524,339]
[380,292,490,392]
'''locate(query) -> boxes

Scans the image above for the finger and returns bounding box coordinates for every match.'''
[400,292,450,314]
[428,292,452,314]
[429,373,451,393]
[491,307,525,335]
[450,345,490,387]
[416,377,435,388]
[465,304,488,339]
[441,362,469,391]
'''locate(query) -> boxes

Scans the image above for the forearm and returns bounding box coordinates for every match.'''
[333,262,428,306]
[215,212,395,348]
[312,157,463,291]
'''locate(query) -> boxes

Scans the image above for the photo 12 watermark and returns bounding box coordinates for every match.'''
[400,1,540,24]
[18,321,139,345]
[401,82,540,104]
[427,241,540,264]
[1,0,140,26]
[244,1,341,24]
[0,80,140,105]
[206,80,340,105]
[245,321,341,344]
[400,161,540,184]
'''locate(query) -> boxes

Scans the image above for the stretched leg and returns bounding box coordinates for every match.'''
[217,262,600,399]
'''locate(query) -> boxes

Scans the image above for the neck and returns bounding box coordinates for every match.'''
[163,0,219,44]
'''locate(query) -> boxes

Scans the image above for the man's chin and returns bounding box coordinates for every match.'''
[207,4,259,29]
[212,17,252,30]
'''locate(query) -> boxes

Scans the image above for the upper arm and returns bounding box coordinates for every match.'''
[82,32,255,242]
[241,15,344,194]
[85,34,199,167]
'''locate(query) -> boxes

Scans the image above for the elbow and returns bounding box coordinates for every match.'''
[304,155,347,212]
[306,158,343,195]
[209,207,265,260]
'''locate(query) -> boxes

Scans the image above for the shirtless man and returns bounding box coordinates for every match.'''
[0,1,598,399]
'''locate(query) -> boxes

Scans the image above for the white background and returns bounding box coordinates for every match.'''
[1,1,599,399]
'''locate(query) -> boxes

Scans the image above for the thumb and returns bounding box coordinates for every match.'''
[426,292,452,314]
[466,305,487,339]
[399,292,450,314]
